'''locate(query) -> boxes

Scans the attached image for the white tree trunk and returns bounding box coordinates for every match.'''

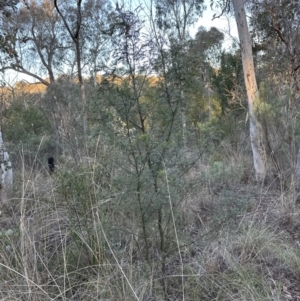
[233,0,267,181]
[0,131,13,194]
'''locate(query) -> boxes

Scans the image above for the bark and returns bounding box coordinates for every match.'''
[233,0,266,181]
[0,131,12,198]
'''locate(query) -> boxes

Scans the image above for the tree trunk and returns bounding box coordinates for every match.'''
[0,131,12,204]
[233,0,266,181]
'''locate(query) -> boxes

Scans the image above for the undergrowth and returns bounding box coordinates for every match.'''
[0,150,300,301]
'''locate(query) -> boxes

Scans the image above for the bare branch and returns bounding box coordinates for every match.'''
[54,0,75,41]
[211,0,231,20]
[0,66,50,86]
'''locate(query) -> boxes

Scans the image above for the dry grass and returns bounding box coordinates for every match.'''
[0,153,300,301]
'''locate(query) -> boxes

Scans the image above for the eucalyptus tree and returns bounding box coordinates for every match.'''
[189,26,224,121]
[0,0,79,157]
[209,0,267,180]
[232,0,267,181]
[0,0,114,154]
[53,0,113,136]
[0,0,22,76]
[0,0,68,85]
[248,0,300,188]
[54,0,89,135]
[81,0,113,86]
[249,0,300,114]
[192,26,224,64]
[249,0,300,84]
